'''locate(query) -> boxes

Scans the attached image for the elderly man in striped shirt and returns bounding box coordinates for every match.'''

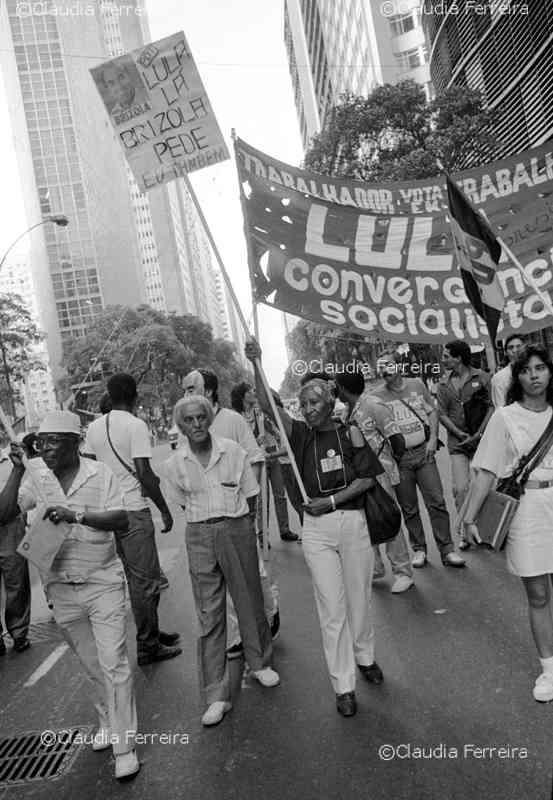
[0,411,139,781]
[162,395,280,727]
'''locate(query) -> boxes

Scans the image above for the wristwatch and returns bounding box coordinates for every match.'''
[74,511,85,525]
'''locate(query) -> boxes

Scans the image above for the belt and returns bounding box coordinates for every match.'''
[194,516,228,525]
[525,479,553,489]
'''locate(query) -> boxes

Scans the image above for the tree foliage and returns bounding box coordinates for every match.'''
[62,304,250,416]
[304,81,500,181]
[0,293,45,414]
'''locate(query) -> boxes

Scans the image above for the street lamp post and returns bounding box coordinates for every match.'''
[0,214,69,275]
[0,214,70,421]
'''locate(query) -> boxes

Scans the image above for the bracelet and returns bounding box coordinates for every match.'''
[330,495,336,511]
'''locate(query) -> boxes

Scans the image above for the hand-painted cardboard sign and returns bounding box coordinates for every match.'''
[91,32,229,191]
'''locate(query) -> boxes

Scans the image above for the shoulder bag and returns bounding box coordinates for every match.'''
[364,480,402,545]
[475,412,553,551]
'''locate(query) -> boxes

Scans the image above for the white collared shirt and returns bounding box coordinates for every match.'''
[160,435,259,523]
[18,457,124,584]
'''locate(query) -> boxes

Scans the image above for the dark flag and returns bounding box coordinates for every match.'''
[446,175,503,342]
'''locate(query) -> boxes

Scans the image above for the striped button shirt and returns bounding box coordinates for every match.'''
[18,457,124,585]
[161,435,259,523]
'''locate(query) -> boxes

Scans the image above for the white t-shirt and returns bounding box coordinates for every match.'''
[84,410,152,510]
[491,364,513,408]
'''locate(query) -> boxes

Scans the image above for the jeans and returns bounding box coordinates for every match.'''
[395,443,453,557]
[302,509,374,695]
[0,517,31,641]
[186,515,273,705]
[373,474,412,578]
[48,567,137,756]
[115,508,161,657]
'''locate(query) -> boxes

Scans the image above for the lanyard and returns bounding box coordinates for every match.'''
[313,426,347,494]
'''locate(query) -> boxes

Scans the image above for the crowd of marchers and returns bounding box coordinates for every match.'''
[3,332,553,780]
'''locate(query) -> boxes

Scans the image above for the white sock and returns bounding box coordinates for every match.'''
[539,656,553,674]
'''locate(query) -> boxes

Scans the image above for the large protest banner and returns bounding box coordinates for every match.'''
[91,33,229,192]
[236,138,553,343]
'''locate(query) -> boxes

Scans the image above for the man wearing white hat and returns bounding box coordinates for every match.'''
[0,411,140,781]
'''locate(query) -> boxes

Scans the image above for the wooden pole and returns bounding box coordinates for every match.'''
[182,167,308,503]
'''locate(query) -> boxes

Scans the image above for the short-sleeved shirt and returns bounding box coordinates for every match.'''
[160,435,259,523]
[472,403,553,481]
[437,367,492,453]
[374,378,434,450]
[18,457,124,585]
[491,364,513,408]
[289,421,384,508]
[349,390,401,485]
[84,410,152,511]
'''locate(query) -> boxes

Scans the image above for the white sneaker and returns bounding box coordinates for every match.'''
[201,701,232,726]
[412,552,427,568]
[533,672,553,702]
[114,750,140,780]
[92,727,111,751]
[252,667,280,687]
[391,576,414,594]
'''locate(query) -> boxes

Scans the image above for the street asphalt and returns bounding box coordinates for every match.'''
[0,443,552,800]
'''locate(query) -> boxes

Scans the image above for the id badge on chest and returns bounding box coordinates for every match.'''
[320,451,344,473]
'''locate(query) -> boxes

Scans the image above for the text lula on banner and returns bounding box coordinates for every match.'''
[91,32,229,192]
[235,138,553,344]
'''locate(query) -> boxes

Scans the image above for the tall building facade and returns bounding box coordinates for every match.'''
[0,0,238,381]
[0,252,57,420]
[284,0,430,148]
[423,1,553,159]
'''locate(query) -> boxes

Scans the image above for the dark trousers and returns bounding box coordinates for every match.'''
[0,517,31,641]
[0,553,31,641]
[257,460,292,537]
[115,508,160,656]
[281,462,304,524]
[395,444,453,557]
[186,515,273,705]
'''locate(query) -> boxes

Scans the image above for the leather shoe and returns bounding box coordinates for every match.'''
[137,643,182,666]
[13,637,31,653]
[158,631,180,646]
[280,531,300,542]
[358,662,384,684]
[0,638,7,656]
[336,691,356,717]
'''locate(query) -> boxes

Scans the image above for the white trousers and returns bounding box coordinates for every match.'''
[48,569,137,756]
[302,508,375,695]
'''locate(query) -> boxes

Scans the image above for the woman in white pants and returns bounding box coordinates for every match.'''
[245,343,384,717]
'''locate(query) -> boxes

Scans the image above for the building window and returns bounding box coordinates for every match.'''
[395,46,426,70]
[389,12,416,36]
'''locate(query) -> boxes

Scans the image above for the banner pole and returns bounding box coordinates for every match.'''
[183,152,308,503]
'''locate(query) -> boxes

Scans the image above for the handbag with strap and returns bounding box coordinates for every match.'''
[475,411,553,550]
[398,398,444,451]
[364,480,402,545]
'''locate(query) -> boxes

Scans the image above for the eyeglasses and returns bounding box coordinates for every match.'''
[35,434,76,450]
